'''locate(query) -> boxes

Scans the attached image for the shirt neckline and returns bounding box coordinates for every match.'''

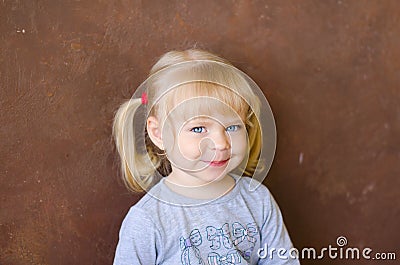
[148,173,242,207]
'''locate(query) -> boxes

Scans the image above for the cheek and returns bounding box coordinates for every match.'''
[231,132,248,153]
[176,135,202,159]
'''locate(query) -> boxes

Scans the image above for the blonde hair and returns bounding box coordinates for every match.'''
[113,49,263,192]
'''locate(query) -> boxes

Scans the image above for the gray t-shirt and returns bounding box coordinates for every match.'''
[114,174,300,265]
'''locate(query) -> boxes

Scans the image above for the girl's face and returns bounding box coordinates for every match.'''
[161,96,248,187]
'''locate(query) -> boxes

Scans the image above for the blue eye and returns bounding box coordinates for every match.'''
[190,127,206,133]
[226,125,241,132]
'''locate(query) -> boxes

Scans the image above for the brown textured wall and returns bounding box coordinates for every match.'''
[1,1,399,264]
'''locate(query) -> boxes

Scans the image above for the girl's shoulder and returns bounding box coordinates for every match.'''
[233,174,272,197]
[233,174,278,210]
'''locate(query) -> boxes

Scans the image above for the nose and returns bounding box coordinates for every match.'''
[210,130,231,151]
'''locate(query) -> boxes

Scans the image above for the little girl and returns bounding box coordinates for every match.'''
[112,49,300,264]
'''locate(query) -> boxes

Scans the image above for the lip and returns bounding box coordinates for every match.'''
[204,158,230,167]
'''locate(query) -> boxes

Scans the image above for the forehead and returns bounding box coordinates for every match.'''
[163,83,249,122]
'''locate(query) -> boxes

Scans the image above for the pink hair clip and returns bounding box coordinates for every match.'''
[141,92,148,105]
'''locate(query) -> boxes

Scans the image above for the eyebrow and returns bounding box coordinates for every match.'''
[186,117,243,125]
[185,118,208,124]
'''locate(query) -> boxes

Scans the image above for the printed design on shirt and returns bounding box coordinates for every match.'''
[232,222,259,260]
[207,250,242,265]
[206,223,233,250]
[179,222,259,264]
[180,228,206,265]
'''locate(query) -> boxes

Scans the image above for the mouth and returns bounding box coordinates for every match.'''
[203,158,230,167]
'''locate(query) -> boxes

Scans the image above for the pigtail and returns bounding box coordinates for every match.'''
[112,98,159,192]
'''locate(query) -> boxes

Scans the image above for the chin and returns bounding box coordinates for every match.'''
[199,170,230,183]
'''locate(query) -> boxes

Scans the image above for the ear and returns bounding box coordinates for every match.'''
[146,116,164,150]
